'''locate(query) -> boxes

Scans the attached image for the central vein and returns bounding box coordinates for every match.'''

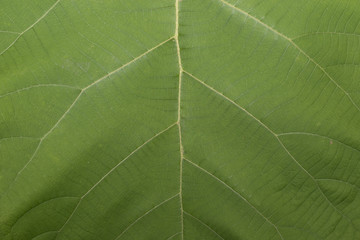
[175,0,184,238]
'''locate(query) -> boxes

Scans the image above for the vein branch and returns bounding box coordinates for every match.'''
[56,122,177,236]
[184,158,283,240]
[277,132,360,153]
[0,0,61,56]
[183,211,225,240]
[219,0,360,112]
[114,194,179,240]
[184,70,359,232]
[0,30,21,35]
[291,31,360,40]
[3,38,173,197]
[0,84,80,99]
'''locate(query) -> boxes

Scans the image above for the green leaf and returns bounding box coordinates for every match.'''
[1,0,360,239]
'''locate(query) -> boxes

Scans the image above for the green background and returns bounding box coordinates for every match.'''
[1,0,360,239]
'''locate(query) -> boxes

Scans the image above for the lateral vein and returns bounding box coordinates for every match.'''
[0,0,61,56]
[184,70,359,232]
[184,158,283,240]
[56,122,178,235]
[219,0,360,112]
[3,37,173,196]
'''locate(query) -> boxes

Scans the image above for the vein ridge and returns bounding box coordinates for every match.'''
[218,0,360,113]
[184,70,359,233]
[184,158,283,240]
[1,38,173,199]
[114,194,179,240]
[277,132,360,153]
[0,84,80,99]
[175,0,185,239]
[55,122,177,237]
[0,0,61,56]
[183,211,225,240]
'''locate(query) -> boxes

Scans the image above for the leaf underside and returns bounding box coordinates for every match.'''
[1,0,360,239]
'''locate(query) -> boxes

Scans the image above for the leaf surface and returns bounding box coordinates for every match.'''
[1,0,360,239]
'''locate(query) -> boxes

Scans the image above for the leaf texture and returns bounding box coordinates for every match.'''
[1,0,360,239]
